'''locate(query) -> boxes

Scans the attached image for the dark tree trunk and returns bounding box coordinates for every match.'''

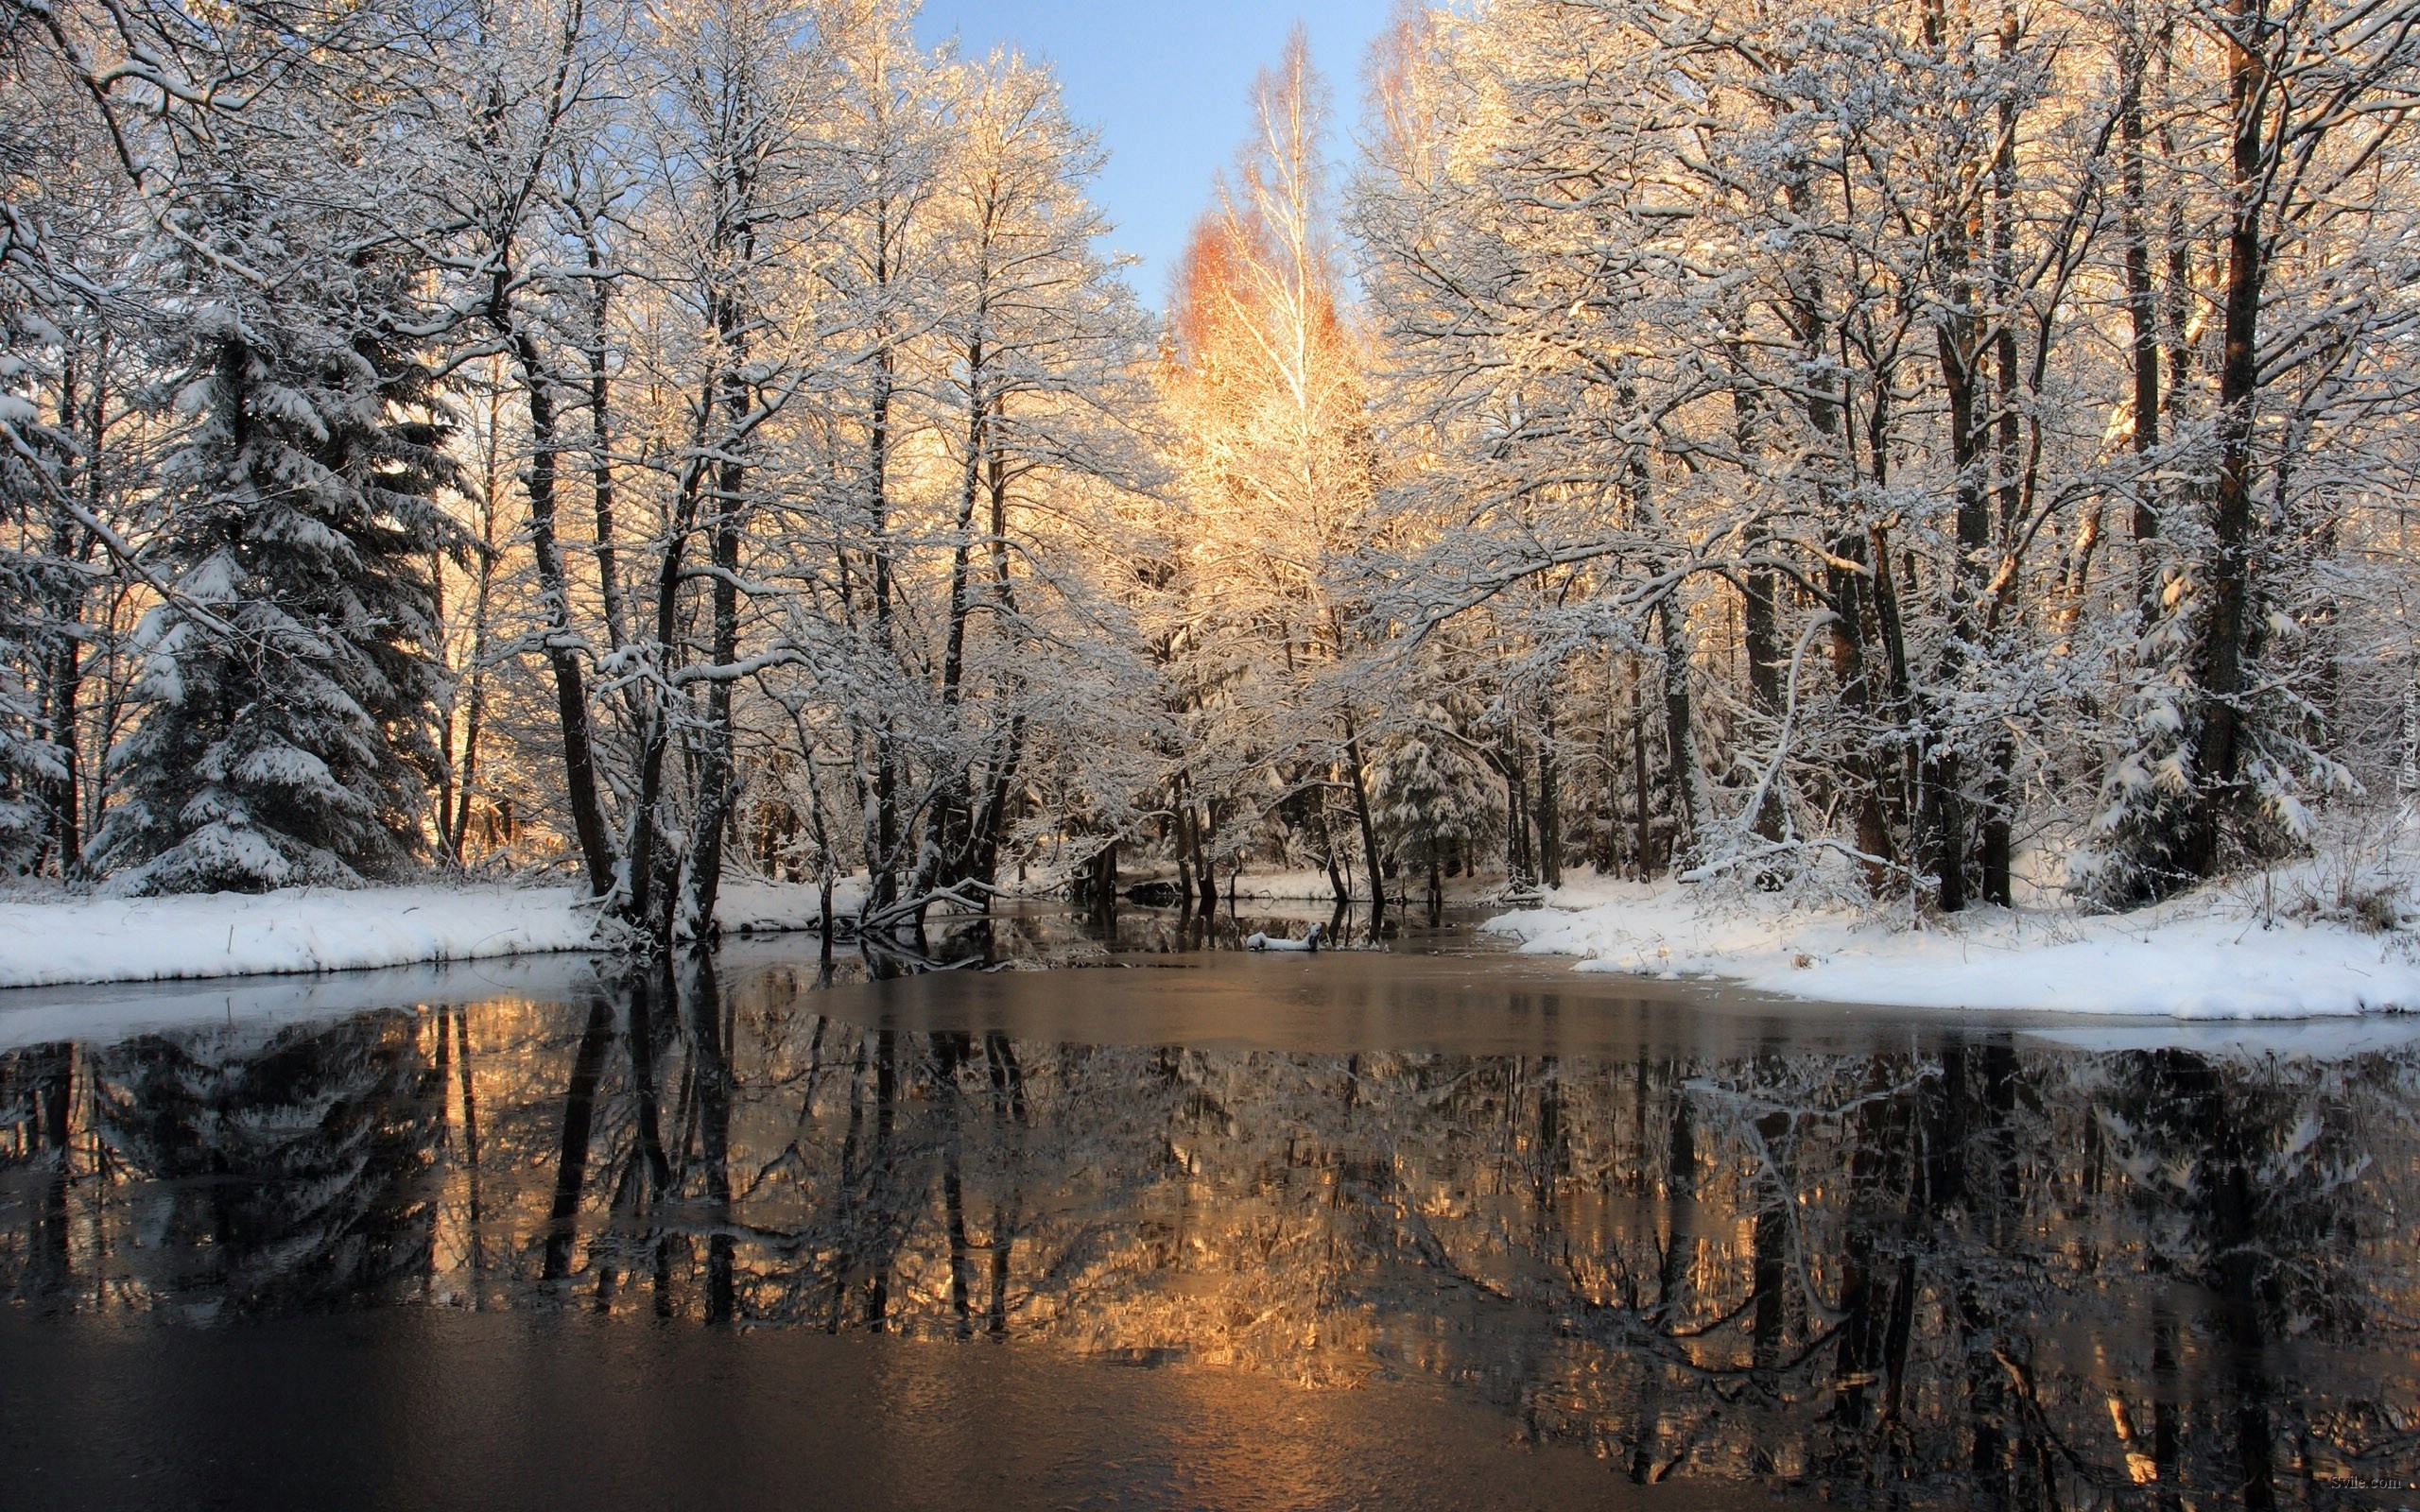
[1656,597,1710,864]
[936,343,989,887]
[1930,310,1985,914]
[1629,662,1653,879]
[1502,739,1532,886]
[1824,534,1898,890]
[2122,0,2164,626]
[1091,839,1118,922]
[1196,802,1219,915]
[685,283,752,940]
[683,457,742,938]
[41,611,81,872]
[1979,27,2024,910]
[2187,0,2270,880]
[866,205,903,918]
[450,501,496,864]
[39,376,93,873]
[1534,708,1563,889]
[1739,561,1788,847]
[583,226,629,661]
[1342,710,1387,930]
[626,378,711,946]
[508,334,616,902]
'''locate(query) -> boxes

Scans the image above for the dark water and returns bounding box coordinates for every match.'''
[2,908,2416,1510]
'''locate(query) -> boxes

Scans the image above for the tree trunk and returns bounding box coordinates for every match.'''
[1315,783,1350,907]
[41,576,83,872]
[451,465,499,864]
[1728,335,1789,848]
[1979,9,2024,910]
[1657,595,1714,865]
[1630,660,1653,879]
[1502,739,1532,886]
[1739,563,1787,846]
[864,191,904,918]
[1091,838,1118,921]
[938,337,987,885]
[508,335,616,901]
[2186,0,2269,879]
[966,413,1027,889]
[972,714,1026,889]
[2122,0,2164,627]
[40,354,97,874]
[583,221,629,661]
[450,557,493,864]
[684,440,745,938]
[1195,801,1219,914]
[626,369,716,945]
[1824,534,1898,890]
[1341,709,1387,931]
[1534,707,1563,888]
[1930,281,1985,915]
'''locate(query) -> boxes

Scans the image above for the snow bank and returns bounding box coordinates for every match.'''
[0,878,864,989]
[1483,876,2420,1019]
[717,875,870,934]
[1224,868,1345,902]
[0,885,603,989]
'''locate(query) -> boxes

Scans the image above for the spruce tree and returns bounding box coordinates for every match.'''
[89,240,458,894]
[1373,696,1504,913]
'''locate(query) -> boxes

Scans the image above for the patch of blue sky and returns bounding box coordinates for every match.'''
[911,1,1393,307]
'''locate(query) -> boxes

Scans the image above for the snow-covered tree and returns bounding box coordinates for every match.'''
[92,292,458,891]
[1355,0,2420,914]
[1160,28,1392,920]
[84,6,461,893]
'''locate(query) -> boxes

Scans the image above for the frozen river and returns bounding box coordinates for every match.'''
[3,907,2415,1509]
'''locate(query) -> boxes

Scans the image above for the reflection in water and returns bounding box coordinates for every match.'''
[3,941,2416,1510]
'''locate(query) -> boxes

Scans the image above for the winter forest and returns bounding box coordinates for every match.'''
[8,0,2420,954]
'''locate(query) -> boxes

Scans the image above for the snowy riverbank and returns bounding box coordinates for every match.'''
[0,878,867,990]
[1482,870,2420,1019]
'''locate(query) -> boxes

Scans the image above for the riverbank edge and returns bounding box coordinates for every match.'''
[0,879,876,990]
[1480,872,2420,1020]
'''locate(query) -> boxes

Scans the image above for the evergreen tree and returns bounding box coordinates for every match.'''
[89,247,458,893]
[1372,695,1503,916]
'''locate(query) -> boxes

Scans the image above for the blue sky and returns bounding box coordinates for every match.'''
[911,1,1395,310]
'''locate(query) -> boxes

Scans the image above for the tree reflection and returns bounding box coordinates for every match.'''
[1,1013,440,1314]
[4,964,2415,1508]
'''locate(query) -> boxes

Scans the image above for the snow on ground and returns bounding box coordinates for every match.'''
[1222,868,1344,902]
[0,885,598,989]
[0,877,865,989]
[717,875,871,934]
[1483,871,2420,1019]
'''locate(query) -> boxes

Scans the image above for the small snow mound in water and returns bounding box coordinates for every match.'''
[1246,923,1326,953]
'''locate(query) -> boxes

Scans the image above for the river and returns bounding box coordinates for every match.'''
[2,906,2415,1509]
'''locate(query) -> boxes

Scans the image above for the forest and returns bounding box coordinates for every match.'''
[7,0,2420,953]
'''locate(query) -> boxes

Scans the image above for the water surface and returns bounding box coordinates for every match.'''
[3,908,2415,1509]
